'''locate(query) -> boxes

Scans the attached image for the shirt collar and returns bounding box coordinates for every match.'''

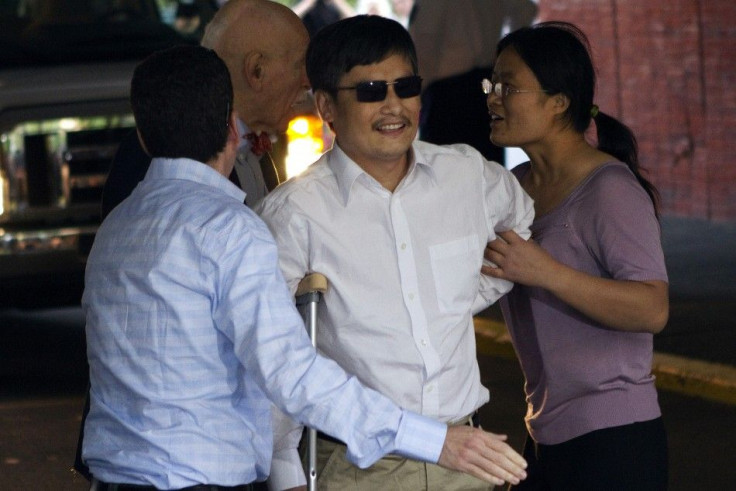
[411,144,438,183]
[237,119,249,152]
[146,157,246,204]
[328,143,438,206]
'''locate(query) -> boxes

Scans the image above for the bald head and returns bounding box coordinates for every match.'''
[203,0,293,56]
[201,0,310,134]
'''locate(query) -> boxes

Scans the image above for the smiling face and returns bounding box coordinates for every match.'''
[316,53,420,174]
[487,47,558,151]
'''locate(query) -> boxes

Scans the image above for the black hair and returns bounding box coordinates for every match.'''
[130,45,233,163]
[498,21,660,216]
[306,15,418,97]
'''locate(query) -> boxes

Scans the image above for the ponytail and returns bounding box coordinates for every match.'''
[594,110,660,218]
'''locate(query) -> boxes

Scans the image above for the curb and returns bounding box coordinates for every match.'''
[473,317,736,407]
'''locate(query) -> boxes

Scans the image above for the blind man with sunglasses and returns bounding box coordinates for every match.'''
[257,15,533,490]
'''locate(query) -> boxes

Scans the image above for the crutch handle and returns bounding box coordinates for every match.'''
[295,273,328,297]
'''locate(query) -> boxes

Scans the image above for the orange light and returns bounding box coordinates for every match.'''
[284,115,330,179]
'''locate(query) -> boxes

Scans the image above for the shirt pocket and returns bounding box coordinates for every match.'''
[429,235,481,314]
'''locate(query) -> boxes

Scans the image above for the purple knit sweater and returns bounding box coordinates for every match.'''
[500,161,668,445]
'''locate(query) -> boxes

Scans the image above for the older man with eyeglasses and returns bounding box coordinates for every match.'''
[257,15,534,491]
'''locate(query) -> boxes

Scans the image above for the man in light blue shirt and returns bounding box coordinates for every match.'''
[82,45,527,490]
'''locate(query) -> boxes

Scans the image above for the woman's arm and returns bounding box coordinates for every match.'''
[483,230,669,333]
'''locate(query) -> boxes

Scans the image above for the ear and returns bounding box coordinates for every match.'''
[136,129,151,156]
[552,93,570,115]
[227,111,240,143]
[243,51,265,91]
[314,90,336,124]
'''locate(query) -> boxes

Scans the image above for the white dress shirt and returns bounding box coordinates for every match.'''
[257,141,534,488]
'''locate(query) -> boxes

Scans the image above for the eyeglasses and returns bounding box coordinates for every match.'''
[336,75,422,102]
[482,78,549,98]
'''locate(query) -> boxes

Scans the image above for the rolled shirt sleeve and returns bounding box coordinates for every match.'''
[474,150,534,312]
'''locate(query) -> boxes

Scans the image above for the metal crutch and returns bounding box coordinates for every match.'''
[295,273,328,491]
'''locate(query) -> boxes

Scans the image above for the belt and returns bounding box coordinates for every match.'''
[316,411,480,446]
[95,482,253,491]
[449,411,481,428]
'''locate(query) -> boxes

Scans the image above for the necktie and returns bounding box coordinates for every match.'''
[258,152,280,192]
[245,131,273,157]
[244,132,280,191]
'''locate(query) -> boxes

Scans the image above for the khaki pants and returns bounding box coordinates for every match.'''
[303,436,493,491]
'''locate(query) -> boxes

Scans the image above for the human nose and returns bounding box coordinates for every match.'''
[300,68,310,89]
[482,79,499,105]
[379,86,403,113]
[486,86,502,108]
[385,83,406,103]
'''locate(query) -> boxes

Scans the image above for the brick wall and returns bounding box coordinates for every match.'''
[537,0,736,221]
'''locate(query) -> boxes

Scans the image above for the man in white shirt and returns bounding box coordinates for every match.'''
[257,15,534,491]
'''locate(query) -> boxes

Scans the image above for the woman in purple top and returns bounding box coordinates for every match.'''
[482,22,669,490]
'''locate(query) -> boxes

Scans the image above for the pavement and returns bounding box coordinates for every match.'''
[474,215,736,406]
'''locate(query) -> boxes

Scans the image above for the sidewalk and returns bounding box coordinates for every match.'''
[475,215,736,406]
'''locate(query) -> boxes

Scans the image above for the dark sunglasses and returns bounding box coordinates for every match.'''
[336,75,423,102]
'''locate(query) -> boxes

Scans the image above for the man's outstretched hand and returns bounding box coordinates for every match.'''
[438,425,527,487]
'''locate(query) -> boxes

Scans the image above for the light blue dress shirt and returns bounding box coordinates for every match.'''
[82,158,446,488]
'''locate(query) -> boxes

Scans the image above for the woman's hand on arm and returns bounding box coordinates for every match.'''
[482,230,669,333]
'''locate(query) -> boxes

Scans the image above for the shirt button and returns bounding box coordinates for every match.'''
[408,293,415,300]
[427,385,434,393]
[421,339,427,346]
[400,243,407,250]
